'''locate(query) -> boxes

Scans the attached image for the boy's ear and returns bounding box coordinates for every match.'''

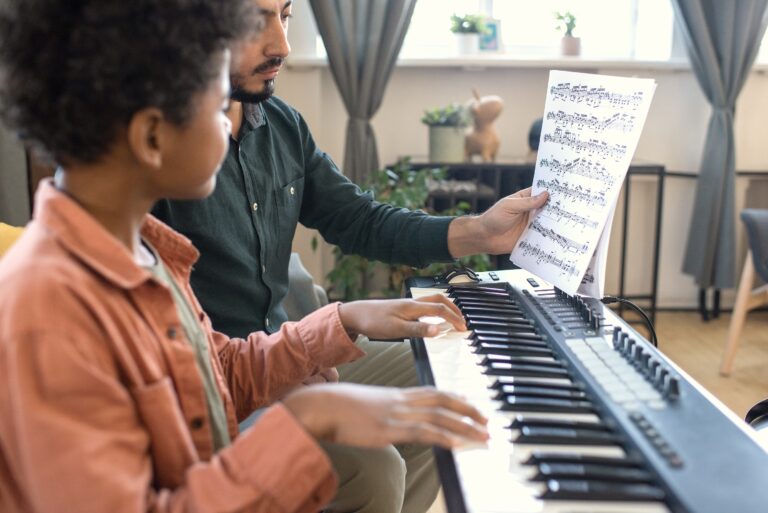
[127,107,165,169]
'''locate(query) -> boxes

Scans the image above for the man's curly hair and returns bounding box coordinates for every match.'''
[0,0,259,164]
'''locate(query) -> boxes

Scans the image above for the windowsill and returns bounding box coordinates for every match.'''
[288,53,768,73]
[287,53,694,71]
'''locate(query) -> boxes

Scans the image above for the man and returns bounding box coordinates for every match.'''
[153,1,548,512]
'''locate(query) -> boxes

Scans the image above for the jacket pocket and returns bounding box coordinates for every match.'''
[131,377,198,489]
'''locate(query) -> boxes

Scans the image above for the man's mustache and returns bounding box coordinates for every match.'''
[252,57,284,75]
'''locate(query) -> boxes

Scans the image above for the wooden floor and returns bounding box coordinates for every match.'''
[427,311,768,513]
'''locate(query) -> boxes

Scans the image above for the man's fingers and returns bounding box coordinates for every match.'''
[500,190,548,212]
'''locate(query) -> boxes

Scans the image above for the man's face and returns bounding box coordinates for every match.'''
[230,0,292,103]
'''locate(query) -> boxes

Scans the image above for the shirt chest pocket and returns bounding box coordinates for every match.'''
[274,177,303,245]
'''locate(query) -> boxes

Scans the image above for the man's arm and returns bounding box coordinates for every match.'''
[294,112,547,265]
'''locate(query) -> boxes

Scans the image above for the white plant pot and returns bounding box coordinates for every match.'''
[428,126,465,163]
[455,33,480,54]
[561,36,581,56]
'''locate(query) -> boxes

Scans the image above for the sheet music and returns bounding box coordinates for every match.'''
[511,70,656,295]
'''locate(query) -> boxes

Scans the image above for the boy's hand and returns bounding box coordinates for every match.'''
[282,384,489,449]
[338,294,465,339]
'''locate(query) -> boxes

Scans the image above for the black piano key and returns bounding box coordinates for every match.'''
[491,377,581,391]
[524,452,643,468]
[470,339,549,351]
[533,463,653,483]
[471,330,542,341]
[541,479,666,502]
[497,385,586,400]
[462,305,524,316]
[501,396,594,413]
[465,313,528,323]
[513,426,621,445]
[448,288,509,298]
[469,319,543,331]
[482,355,562,368]
[474,343,554,358]
[486,362,571,379]
[454,299,519,308]
[509,416,607,431]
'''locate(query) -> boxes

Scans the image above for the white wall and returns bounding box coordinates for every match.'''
[281,59,768,309]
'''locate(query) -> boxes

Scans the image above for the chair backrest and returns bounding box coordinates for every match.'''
[0,223,23,257]
[741,209,768,283]
[282,253,328,322]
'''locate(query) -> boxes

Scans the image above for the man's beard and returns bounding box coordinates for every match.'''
[230,57,283,104]
[230,79,275,104]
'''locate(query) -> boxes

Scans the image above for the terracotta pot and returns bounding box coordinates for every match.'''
[561,36,581,56]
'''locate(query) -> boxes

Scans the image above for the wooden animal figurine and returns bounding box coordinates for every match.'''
[465,89,503,162]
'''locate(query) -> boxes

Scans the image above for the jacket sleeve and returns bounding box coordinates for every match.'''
[293,111,455,267]
[0,332,337,513]
[209,302,365,420]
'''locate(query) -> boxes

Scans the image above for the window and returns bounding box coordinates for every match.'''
[400,0,675,60]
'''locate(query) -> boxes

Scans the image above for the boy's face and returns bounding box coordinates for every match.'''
[230,0,291,103]
[159,53,232,199]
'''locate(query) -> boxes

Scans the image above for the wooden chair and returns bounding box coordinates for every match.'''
[720,209,768,375]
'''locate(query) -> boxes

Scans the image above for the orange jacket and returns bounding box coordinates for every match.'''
[0,181,365,513]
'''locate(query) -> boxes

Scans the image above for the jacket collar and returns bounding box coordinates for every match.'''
[34,179,199,289]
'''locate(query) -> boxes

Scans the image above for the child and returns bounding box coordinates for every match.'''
[0,1,487,512]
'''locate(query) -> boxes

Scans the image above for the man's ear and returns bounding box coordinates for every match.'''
[127,107,165,169]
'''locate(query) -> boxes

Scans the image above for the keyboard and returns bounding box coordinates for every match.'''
[407,269,768,513]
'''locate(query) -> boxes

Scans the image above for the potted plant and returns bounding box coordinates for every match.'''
[450,13,486,54]
[421,103,470,163]
[555,11,580,56]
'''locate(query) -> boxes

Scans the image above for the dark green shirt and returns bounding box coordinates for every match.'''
[153,97,453,338]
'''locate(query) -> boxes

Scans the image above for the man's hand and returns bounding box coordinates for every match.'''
[282,383,489,449]
[447,187,548,257]
[302,367,340,385]
[338,294,466,339]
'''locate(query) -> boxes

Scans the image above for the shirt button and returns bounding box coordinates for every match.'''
[167,327,177,339]
[262,264,266,273]
[252,202,258,212]
[190,417,205,430]
[265,317,270,327]
[289,186,295,195]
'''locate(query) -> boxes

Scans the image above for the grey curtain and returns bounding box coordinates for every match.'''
[309,0,416,184]
[673,0,768,289]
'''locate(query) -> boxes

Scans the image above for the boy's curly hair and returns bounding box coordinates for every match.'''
[0,0,259,164]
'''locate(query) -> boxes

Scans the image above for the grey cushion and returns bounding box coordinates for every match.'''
[282,253,328,322]
[741,209,768,283]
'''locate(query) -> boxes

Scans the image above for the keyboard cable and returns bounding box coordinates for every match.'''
[600,296,658,348]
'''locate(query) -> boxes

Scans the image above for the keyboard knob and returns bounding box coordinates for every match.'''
[657,368,669,388]
[612,327,622,348]
[666,376,680,400]
[632,345,644,362]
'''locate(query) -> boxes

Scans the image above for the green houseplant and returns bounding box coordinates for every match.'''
[324,158,491,301]
[555,11,580,56]
[450,13,487,54]
[421,103,469,163]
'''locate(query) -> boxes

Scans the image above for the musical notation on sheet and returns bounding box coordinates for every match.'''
[540,200,599,231]
[543,128,627,161]
[538,156,616,187]
[511,70,656,295]
[535,178,607,207]
[545,111,636,133]
[549,83,644,109]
